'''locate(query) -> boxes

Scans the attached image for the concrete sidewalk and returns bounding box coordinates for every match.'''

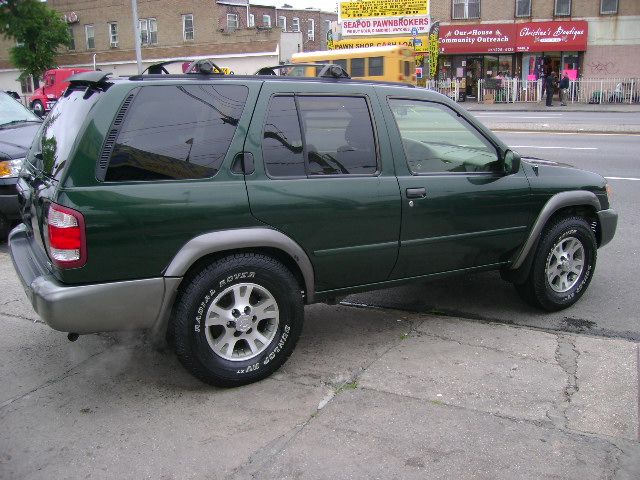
[1,300,639,479]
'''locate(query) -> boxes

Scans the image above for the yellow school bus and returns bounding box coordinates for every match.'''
[291,45,416,85]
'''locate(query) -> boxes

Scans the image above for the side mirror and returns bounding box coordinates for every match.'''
[503,149,521,175]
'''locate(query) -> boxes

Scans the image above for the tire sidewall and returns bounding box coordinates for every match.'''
[181,259,302,384]
[535,219,596,310]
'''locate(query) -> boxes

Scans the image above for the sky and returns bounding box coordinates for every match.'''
[254,0,339,13]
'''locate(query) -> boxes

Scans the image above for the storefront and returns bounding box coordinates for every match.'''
[437,21,588,98]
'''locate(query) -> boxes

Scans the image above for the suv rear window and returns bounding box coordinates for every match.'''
[36,87,101,181]
[106,84,248,181]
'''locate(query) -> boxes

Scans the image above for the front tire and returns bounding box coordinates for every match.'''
[174,253,303,387]
[31,100,44,116]
[515,216,597,311]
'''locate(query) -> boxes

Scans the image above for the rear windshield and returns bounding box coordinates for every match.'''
[33,87,100,180]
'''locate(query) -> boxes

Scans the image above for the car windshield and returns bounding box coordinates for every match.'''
[0,93,41,126]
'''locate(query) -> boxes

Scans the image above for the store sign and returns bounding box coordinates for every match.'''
[332,36,428,52]
[438,21,588,54]
[516,21,588,52]
[439,24,516,54]
[341,16,431,36]
[339,0,429,19]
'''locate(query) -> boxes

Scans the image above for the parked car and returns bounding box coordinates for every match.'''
[9,71,617,387]
[0,91,42,238]
[28,67,90,115]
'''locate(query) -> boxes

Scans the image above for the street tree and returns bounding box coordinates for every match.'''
[0,0,71,86]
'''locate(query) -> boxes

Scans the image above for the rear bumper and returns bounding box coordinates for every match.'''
[597,208,617,248]
[8,224,170,334]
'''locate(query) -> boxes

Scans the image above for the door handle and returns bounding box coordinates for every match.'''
[406,187,427,199]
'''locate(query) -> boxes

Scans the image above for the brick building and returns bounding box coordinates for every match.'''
[0,0,337,97]
[427,0,640,96]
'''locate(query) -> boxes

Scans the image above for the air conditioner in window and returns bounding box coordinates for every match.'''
[110,42,118,48]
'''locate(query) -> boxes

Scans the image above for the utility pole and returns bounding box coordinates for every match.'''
[131,0,143,74]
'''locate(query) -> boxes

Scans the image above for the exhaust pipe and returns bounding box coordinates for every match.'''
[67,332,80,342]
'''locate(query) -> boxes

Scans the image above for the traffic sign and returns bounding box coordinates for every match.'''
[411,27,419,37]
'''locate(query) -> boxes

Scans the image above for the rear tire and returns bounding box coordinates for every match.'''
[174,253,304,387]
[515,216,597,311]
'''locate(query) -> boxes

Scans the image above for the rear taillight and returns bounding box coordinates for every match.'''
[46,203,87,268]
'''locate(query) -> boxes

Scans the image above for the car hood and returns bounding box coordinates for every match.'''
[0,122,41,160]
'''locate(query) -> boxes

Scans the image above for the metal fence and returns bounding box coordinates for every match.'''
[426,78,640,104]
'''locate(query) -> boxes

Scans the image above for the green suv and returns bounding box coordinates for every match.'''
[9,71,617,387]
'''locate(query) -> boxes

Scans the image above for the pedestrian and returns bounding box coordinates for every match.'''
[545,71,557,107]
[559,72,570,106]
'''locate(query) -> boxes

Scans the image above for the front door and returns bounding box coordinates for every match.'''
[378,95,532,279]
[243,81,401,293]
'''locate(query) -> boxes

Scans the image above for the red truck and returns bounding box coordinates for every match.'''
[29,68,91,115]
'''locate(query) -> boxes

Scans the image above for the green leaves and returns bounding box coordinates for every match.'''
[0,0,71,80]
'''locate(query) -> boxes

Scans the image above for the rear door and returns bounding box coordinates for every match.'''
[243,81,401,293]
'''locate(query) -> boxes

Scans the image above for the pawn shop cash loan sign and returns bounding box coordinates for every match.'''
[339,0,431,36]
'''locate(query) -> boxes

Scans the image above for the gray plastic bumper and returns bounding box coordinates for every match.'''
[597,208,618,248]
[8,224,168,334]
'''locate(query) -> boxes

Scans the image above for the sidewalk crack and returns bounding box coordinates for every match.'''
[547,333,580,429]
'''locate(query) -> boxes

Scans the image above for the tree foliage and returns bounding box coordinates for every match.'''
[0,0,71,80]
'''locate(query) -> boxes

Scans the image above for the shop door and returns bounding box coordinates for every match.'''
[466,57,482,98]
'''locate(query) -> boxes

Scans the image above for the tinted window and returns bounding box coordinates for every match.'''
[263,96,305,177]
[106,84,247,181]
[389,99,499,174]
[36,87,100,180]
[351,58,365,77]
[299,96,376,176]
[369,57,383,76]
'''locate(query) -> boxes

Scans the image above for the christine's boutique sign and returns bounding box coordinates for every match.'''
[439,21,587,54]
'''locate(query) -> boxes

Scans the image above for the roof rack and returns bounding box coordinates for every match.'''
[255,63,350,79]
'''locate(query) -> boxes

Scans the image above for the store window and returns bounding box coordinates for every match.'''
[515,0,531,17]
[600,0,618,14]
[452,0,480,20]
[554,0,571,16]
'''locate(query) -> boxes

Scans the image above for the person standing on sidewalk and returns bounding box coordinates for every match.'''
[559,72,570,106]
[545,71,557,107]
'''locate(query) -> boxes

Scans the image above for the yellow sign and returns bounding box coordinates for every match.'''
[340,0,429,19]
[331,36,429,52]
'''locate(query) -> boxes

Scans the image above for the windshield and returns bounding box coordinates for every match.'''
[0,92,41,126]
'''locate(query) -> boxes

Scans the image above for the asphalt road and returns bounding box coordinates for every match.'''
[346,131,640,341]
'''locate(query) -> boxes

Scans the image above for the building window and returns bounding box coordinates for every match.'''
[308,19,315,40]
[249,13,255,27]
[277,16,286,30]
[227,13,239,30]
[554,0,571,16]
[67,26,75,50]
[183,14,194,40]
[139,18,157,45]
[108,22,118,48]
[292,17,300,32]
[600,0,618,14]
[452,0,480,19]
[263,15,271,27]
[515,0,531,17]
[85,24,95,49]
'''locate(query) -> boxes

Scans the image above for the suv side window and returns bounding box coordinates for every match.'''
[106,84,248,181]
[262,95,305,177]
[299,96,377,176]
[262,95,377,177]
[388,99,499,174]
